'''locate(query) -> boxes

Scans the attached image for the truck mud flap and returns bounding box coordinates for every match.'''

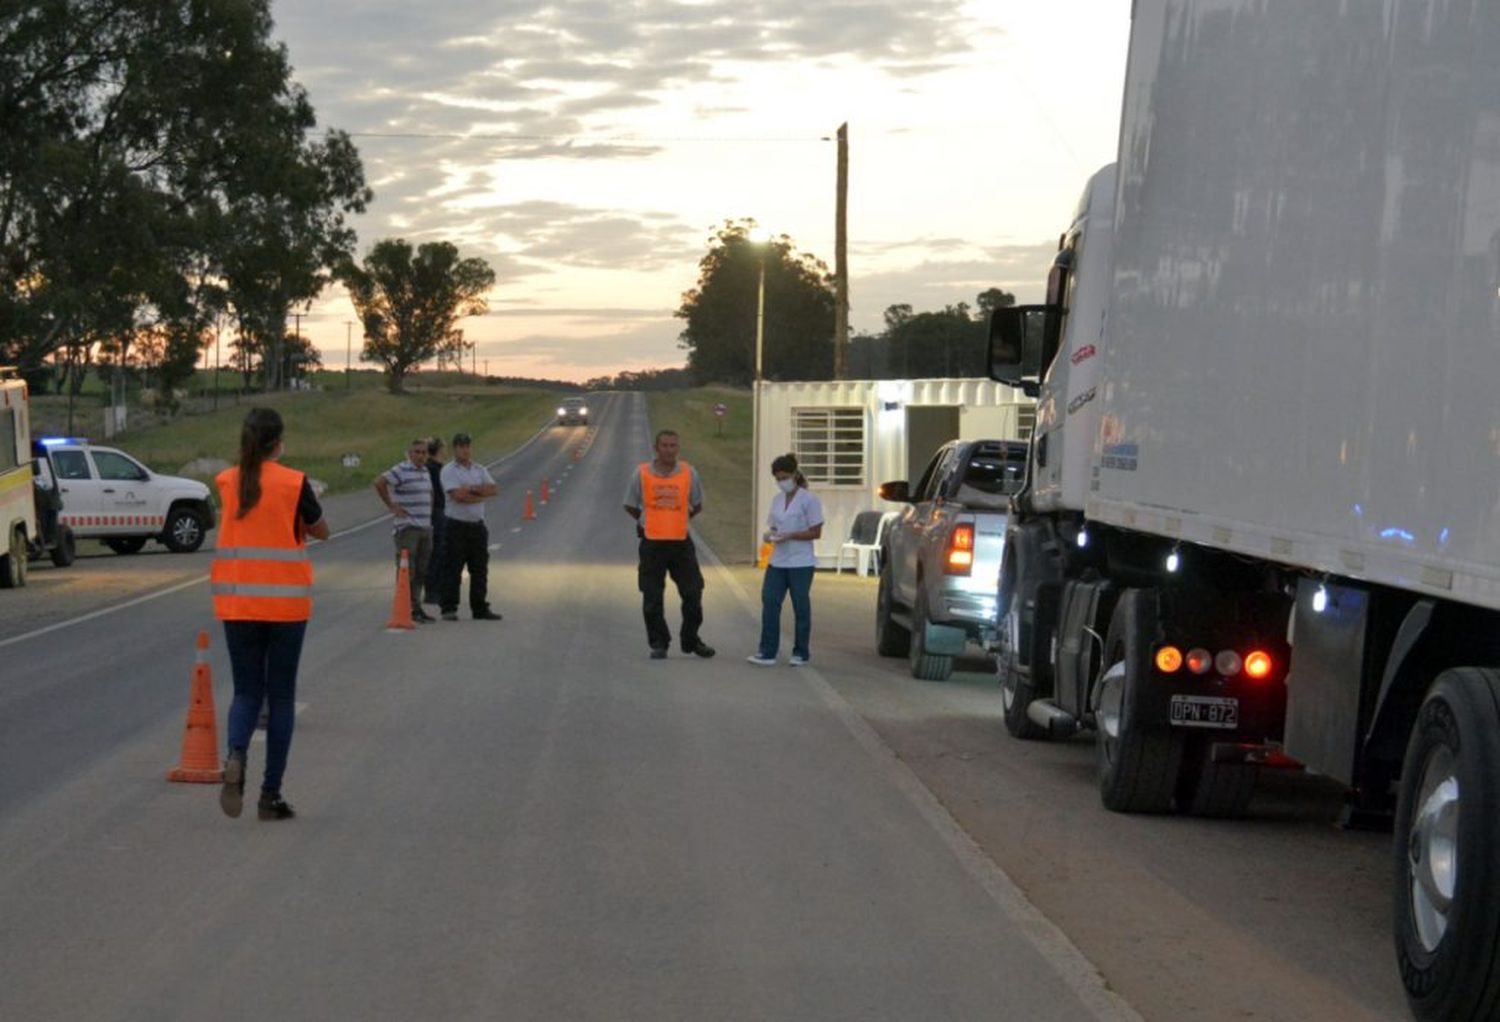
[922,621,968,656]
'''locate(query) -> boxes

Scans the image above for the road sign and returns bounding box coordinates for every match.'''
[713,403,727,418]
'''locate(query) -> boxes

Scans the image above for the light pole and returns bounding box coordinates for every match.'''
[749,226,769,559]
[345,320,352,390]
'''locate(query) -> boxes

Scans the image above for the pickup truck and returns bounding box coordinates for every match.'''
[874,438,1025,680]
[36,438,215,553]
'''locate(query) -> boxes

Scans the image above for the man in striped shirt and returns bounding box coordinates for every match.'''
[373,438,435,623]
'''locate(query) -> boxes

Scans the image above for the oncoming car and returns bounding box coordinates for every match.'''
[556,396,589,426]
[35,438,216,554]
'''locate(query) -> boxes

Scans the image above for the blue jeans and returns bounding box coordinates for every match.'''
[759,566,814,660]
[223,619,307,795]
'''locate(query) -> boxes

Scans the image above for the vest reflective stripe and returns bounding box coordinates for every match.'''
[214,546,310,562]
[211,582,314,598]
[640,460,692,541]
[212,462,313,622]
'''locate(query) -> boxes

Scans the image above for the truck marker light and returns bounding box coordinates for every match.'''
[945,524,975,575]
[1245,651,1273,680]
[1165,548,1180,573]
[1154,645,1183,673]
[1312,584,1328,613]
[1215,650,1243,677]
[1186,648,1212,674]
[1076,528,1089,549]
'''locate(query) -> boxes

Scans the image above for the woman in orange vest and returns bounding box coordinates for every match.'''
[213,408,329,820]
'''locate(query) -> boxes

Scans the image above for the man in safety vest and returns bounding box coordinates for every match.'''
[623,429,716,660]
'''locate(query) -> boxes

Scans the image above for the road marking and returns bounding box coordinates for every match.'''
[510,527,522,534]
[250,701,310,744]
[700,547,1142,1022]
[488,543,501,551]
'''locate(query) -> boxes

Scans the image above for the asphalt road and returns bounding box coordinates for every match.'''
[0,393,1131,1022]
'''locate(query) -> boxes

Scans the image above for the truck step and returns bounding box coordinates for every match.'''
[1026,699,1081,738]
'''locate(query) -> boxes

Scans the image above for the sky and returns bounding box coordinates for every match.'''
[271,1,1131,382]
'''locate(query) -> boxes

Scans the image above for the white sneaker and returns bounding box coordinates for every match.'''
[746,654,777,666]
[789,655,809,666]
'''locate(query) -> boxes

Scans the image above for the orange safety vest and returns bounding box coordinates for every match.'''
[640,460,693,540]
[212,461,313,621]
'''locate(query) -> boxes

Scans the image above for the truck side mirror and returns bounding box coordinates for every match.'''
[989,305,1061,388]
[878,480,911,503]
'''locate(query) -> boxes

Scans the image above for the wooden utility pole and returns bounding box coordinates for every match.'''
[834,122,849,379]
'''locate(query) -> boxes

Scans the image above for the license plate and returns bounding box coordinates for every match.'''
[1169,694,1239,729]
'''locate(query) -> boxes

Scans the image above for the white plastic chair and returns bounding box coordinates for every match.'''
[836,510,894,577]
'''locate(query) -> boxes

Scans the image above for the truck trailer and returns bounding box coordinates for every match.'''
[989,3,1500,1019]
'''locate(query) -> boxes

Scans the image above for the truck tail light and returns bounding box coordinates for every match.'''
[1185,648,1212,674]
[1154,645,1183,673]
[945,524,975,575]
[1244,650,1273,680]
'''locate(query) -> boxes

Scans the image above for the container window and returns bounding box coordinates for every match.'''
[791,408,865,486]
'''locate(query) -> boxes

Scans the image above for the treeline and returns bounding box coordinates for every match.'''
[1,1,369,400]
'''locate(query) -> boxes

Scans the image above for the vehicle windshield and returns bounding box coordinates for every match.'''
[953,445,1026,509]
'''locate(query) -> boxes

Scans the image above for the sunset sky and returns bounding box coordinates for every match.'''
[271,1,1131,382]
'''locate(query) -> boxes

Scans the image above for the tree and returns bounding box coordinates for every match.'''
[676,219,835,385]
[339,239,496,394]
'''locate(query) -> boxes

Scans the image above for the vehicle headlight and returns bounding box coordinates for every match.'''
[557,407,566,416]
[580,408,589,415]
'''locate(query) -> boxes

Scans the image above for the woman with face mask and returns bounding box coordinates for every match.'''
[747,454,824,666]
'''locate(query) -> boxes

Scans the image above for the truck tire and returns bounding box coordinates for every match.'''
[1393,667,1500,1022]
[875,560,911,657]
[909,585,954,681]
[163,506,206,553]
[0,527,28,588]
[1176,738,1257,817]
[1095,588,1181,813]
[50,525,76,568]
[998,599,1046,739]
[105,537,147,555]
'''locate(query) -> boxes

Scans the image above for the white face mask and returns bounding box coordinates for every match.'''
[777,478,796,494]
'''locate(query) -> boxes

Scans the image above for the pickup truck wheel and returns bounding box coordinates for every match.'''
[1394,667,1500,1022]
[909,585,954,682]
[0,527,28,588]
[1176,738,1256,817]
[875,560,911,657]
[163,507,206,553]
[105,537,147,555]
[1095,588,1181,813]
[998,603,1046,739]
[49,525,76,568]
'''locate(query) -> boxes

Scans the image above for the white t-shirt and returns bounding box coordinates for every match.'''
[441,460,496,523]
[766,487,823,569]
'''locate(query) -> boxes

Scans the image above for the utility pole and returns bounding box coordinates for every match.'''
[345,320,352,390]
[834,121,850,379]
[471,342,477,377]
[213,315,221,411]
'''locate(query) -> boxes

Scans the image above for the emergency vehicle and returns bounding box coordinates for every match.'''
[1,372,36,586]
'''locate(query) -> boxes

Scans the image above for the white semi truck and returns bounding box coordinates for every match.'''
[989,3,1500,1019]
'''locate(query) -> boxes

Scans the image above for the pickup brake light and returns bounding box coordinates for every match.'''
[945,524,975,575]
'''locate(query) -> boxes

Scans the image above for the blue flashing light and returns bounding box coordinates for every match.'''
[39,436,85,447]
[1378,527,1416,544]
[1438,528,1451,546]
[1352,503,1364,518]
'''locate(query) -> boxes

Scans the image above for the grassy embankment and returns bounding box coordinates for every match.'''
[646,387,754,564]
[31,376,558,496]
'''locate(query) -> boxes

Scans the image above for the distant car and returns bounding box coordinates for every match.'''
[34,438,216,554]
[556,396,590,426]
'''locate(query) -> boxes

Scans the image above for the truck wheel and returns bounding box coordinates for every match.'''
[1095,588,1181,813]
[105,537,147,555]
[50,525,76,568]
[0,527,28,588]
[909,585,954,681]
[163,507,206,553]
[1394,667,1500,1022]
[875,560,911,657]
[1176,738,1257,817]
[998,601,1046,739]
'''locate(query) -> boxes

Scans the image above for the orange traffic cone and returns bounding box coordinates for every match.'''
[523,490,537,520]
[168,631,224,783]
[540,478,550,504]
[572,445,582,462]
[386,549,415,630]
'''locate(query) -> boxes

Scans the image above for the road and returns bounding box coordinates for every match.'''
[0,392,1411,1021]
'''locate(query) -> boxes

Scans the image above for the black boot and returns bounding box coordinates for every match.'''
[257,793,295,821]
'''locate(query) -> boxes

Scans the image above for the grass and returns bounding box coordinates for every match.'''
[647,386,754,563]
[32,384,559,496]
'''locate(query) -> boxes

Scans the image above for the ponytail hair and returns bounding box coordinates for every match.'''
[770,452,807,489]
[237,407,284,518]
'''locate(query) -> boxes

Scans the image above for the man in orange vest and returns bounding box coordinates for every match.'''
[623,429,716,660]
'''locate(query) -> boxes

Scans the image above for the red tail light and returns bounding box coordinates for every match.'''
[1245,650,1273,680]
[945,524,975,575]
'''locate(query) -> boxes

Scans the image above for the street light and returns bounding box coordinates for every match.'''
[748,225,770,559]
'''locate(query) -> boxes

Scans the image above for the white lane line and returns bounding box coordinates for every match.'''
[510,527,522,533]
[250,701,310,744]
[697,549,1140,1022]
[488,543,502,551]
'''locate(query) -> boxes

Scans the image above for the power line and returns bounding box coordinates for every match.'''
[347,131,831,143]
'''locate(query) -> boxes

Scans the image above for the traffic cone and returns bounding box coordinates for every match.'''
[168,631,224,783]
[572,445,582,462]
[386,549,415,630]
[540,478,550,504]
[523,490,537,521]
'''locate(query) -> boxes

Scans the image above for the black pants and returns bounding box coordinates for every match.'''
[424,511,446,599]
[638,538,704,651]
[441,519,491,615]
